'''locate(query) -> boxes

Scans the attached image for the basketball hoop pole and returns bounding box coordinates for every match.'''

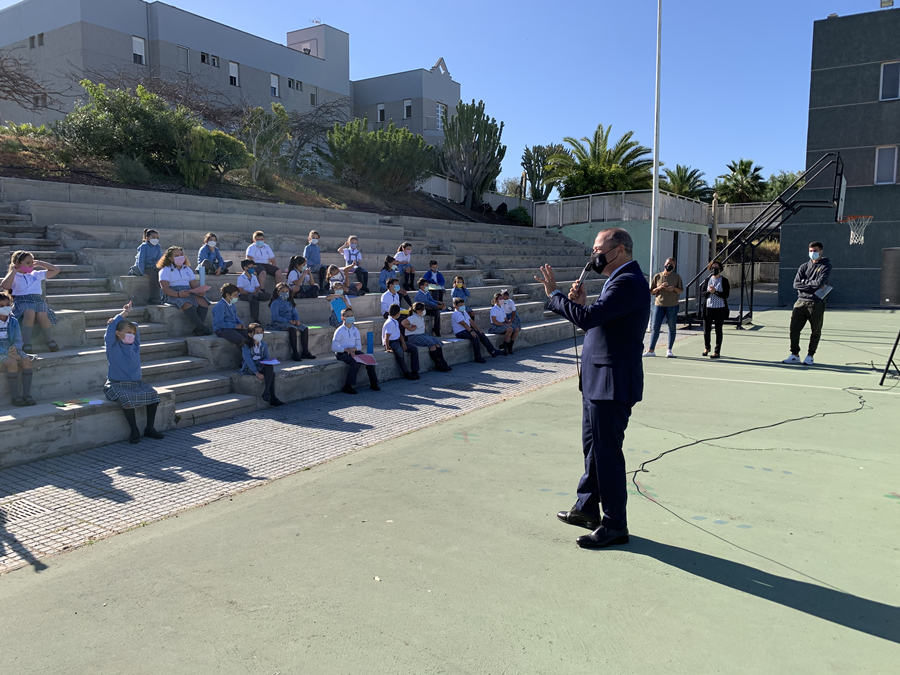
[880,327,900,386]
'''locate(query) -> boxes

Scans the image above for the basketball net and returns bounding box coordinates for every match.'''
[840,215,872,245]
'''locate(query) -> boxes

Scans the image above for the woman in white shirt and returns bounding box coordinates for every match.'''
[1,250,61,352]
[486,292,514,355]
[158,246,212,335]
[402,302,451,372]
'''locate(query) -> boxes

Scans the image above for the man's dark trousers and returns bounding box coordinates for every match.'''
[577,399,633,530]
[790,299,825,356]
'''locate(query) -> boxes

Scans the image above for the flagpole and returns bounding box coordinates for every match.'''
[649,0,662,278]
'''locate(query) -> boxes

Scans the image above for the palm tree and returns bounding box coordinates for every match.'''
[661,164,711,201]
[544,123,653,192]
[716,159,766,203]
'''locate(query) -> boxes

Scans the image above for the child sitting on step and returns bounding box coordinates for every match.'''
[415,278,445,337]
[379,257,411,308]
[451,276,476,321]
[157,246,211,336]
[332,308,380,395]
[267,283,316,362]
[245,230,281,297]
[303,230,326,294]
[402,301,451,372]
[394,242,416,291]
[326,263,364,296]
[237,259,262,324]
[1,250,61,352]
[451,296,502,364]
[382,304,419,381]
[104,301,165,444]
[0,290,36,406]
[197,232,233,276]
[326,281,351,328]
[338,235,369,294]
[487,292,514,355]
[241,323,283,407]
[212,283,248,349]
[421,260,446,304]
[500,289,521,353]
[286,256,319,299]
[129,229,162,305]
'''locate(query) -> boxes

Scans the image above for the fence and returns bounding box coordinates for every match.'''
[418,174,534,217]
[721,262,779,285]
[534,190,710,228]
[716,202,779,227]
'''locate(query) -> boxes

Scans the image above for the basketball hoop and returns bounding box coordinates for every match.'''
[840,215,872,245]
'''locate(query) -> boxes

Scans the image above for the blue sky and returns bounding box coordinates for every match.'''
[2,0,887,190]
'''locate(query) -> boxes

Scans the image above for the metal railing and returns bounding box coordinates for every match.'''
[533,190,710,228]
[716,202,780,227]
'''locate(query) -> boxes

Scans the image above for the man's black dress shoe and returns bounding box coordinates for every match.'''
[556,508,599,530]
[576,526,630,549]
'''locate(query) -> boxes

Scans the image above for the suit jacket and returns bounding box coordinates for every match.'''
[548,260,650,404]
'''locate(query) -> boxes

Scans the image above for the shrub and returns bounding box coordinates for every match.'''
[208,130,253,180]
[0,139,25,154]
[177,126,215,189]
[506,206,533,227]
[559,164,630,199]
[0,122,51,138]
[255,166,278,191]
[319,119,435,195]
[113,154,152,185]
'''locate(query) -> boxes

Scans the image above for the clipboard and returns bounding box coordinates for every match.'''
[330,297,348,321]
[352,354,376,366]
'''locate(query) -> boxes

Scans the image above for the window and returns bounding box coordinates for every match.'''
[297,80,303,91]
[271,73,280,97]
[881,62,900,101]
[210,55,219,67]
[404,99,412,119]
[29,36,35,49]
[377,104,385,123]
[875,146,898,184]
[229,61,239,87]
[288,78,294,89]
[132,36,145,65]
[177,46,189,73]
[37,33,44,47]
[310,86,318,106]
[436,103,446,132]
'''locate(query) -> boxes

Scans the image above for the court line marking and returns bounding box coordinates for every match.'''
[646,372,900,396]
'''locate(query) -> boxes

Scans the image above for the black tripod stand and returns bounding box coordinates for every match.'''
[880,326,900,386]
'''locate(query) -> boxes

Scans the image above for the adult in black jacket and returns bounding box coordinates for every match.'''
[701,261,729,359]
[783,241,831,366]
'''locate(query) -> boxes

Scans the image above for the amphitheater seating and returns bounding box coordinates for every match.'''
[0,177,601,469]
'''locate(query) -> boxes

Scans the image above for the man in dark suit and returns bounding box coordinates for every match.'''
[535,228,650,548]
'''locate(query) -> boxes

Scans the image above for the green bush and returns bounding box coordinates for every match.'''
[177,126,215,189]
[559,164,630,199]
[113,154,152,185]
[506,206,533,227]
[0,139,25,154]
[255,166,278,191]
[319,119,435,194]
[55,80,196,173]
[209,130,253,180]
[0,122,51,138]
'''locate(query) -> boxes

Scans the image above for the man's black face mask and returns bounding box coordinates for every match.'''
[590,247,617,275]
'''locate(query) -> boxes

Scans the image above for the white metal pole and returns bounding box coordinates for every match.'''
[649,0,662,278]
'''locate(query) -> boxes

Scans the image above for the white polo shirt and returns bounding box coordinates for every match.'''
[11,270,46,296]
[504,298,517,312]
[382,316,402,343]
[451,310,471,334]
[405,313,426,336]
[245,242,275,263]
[332,324,361,352]
[159,266,195,285]
[237,273,260,293]
[380,290,400,315]
[490,304,508,325]
[394,250,411,264]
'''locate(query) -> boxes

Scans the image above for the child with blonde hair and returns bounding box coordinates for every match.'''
[338,235,369,294]
[157,246,211,335]
[1,250,61,352]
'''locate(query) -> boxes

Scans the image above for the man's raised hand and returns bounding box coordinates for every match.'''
[533,264,558,297]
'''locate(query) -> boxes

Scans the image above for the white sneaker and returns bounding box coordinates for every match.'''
[783,354,801,364]
[803,355,814,366]
[642,350,656,357]
[666,350,675,358]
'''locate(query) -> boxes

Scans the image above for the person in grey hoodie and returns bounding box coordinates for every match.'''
[783,241,831,366]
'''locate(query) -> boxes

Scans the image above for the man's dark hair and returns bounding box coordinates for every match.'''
[603,227,633,255]
[809,241,824,250]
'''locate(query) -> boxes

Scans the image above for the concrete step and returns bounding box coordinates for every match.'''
[0,236,58,249]
[0,250,76,264]
[141,356,210,384]
[0,213,32,222]
[83,306,150,327]
[0,223,45,237]
[46,291,130,310]
[0,203,18,214]
[158,373,233,403]
[175,393,258,429]
[84,322,168,345]
[54,264,96,279]
[45,277,109,294]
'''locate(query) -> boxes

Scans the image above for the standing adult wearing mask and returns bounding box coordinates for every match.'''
[702,261,729,359]
[643,257,683,358]
[783,241,831,366]
[535,227,650,549]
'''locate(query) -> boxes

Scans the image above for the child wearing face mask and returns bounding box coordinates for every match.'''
[702,261,730,359]
[402,301,452,372]
[0,290,36,406]
[286,256,319,299]
[338,235,369,294]
[240,323,283,406]
[129,229,162,305]
[104,301,165,444]
[394,242,416,291]
[381,278,402,319]
[499,289,521,353]
[157,246,211,336]
[326,281,351,327]
[332,308,380,395]
[487,292,514,355]
[2,250,61,352]
[451,296,502,363]
[212,283,248,349]
[245,230,281,298]
[382,304,419,380]
[422,260,446,304]
[303,230,327,294]
[451,276,476,320]
[379,257,412,308]
[267,283,316,362]
[197,232,233,276]
[237,259,262,323]
[415,278,445,337]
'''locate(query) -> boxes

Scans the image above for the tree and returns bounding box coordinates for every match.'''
[440,99,506,209]
[716,158,766,203]
[661,164,711,201]
[522,143,565,202]
[558,164,632,199]
[763,170,803,202]
[236,103,290,183]
[319,118,435,194]
[286,96,351,173]
[208,130,253,180]
[177,126,215,189]
[544,123,653,196]
[0,46,68,113]
[499,176,521,197]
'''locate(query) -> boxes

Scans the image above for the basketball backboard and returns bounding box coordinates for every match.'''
[836,174,847,221]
